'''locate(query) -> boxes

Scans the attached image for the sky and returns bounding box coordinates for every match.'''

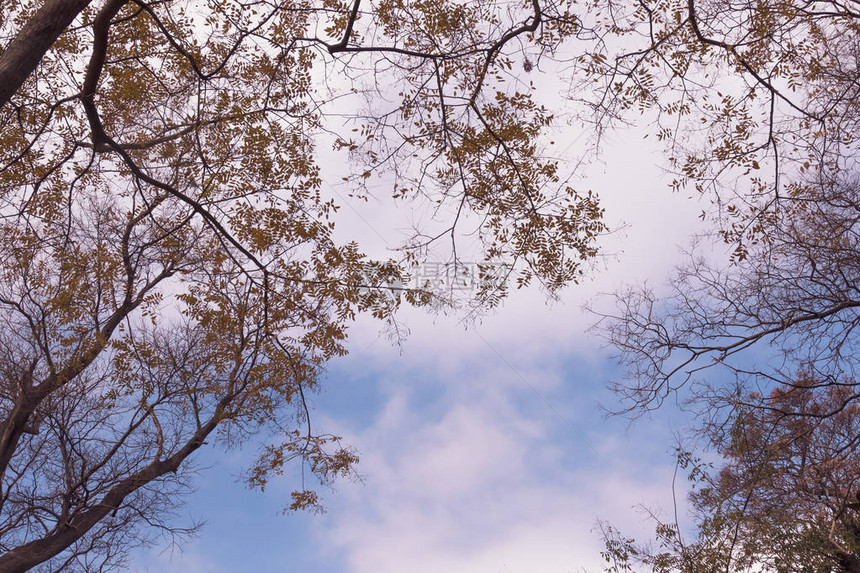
[132,116,713,572]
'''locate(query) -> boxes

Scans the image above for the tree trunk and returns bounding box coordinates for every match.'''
[0,0,95,108]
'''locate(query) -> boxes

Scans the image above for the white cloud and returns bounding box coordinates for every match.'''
[308,344,682,573]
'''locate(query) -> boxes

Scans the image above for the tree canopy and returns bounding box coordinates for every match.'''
[0,0,608,570]
[600,378,860,573]
[5,0,860,569]
[587,0,860,571]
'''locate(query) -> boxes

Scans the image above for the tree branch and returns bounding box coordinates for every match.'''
[0,0,95,108]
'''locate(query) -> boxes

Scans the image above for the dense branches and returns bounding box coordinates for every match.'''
[597,169,860,421]
[10,0,860,568]
[586,1,860,571]
[0,0,606,569]
[573,0,860,242]
[600,379,860,573]
[578,0,860,437]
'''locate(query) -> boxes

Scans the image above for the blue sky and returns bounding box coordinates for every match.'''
[132,128,713,572]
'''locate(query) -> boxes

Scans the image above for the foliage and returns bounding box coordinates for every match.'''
[583,0,860,496]
[583,1,860,571]
[600,379,860,573]
[0,0,606,570]
[574,0,860,247]
[8,0,860,568]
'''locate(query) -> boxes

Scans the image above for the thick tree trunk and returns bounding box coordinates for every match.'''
[0,0,95,108]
